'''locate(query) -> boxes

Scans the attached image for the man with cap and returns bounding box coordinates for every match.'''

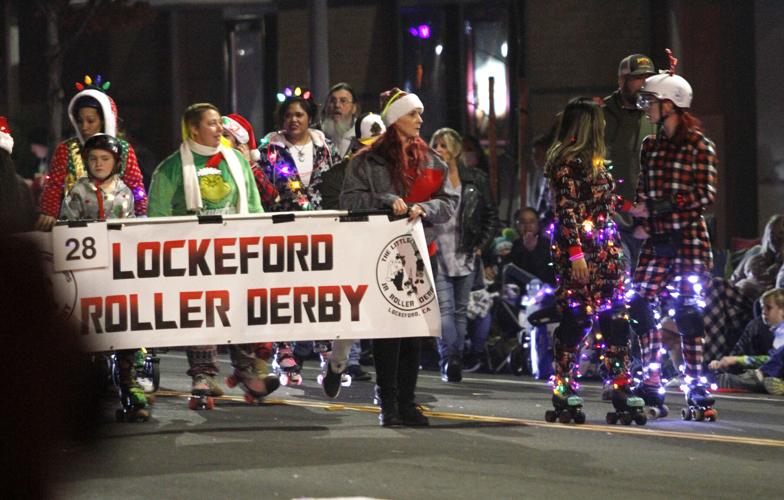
[603,53,657,272]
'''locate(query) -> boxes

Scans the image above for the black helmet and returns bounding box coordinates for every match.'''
[82,133,121,179]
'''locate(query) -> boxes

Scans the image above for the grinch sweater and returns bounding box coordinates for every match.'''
[148,148,261,217]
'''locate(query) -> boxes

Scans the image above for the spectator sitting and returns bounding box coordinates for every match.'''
[711,288,784,394]
[703,215,784,364]
[510,207,555,285]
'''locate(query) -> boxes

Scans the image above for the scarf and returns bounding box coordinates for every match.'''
[179,138,248,213]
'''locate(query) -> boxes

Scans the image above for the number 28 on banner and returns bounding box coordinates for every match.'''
[52,222,109,272]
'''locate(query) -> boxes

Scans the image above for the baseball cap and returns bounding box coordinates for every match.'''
[618,54,655,77]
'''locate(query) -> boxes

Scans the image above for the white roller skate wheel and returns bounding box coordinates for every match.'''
[341,374,352,387]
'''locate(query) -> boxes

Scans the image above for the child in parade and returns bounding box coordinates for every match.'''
[59,134,147,420]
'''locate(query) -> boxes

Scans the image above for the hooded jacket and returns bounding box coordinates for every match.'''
[39,88,147,217]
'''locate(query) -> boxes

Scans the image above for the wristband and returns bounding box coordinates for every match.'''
[569,252,585,262]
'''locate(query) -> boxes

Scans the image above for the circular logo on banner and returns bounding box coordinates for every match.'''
[376,234,435,312]
[42,252,78,321]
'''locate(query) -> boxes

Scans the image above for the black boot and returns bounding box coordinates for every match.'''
[377,387,403,427]
[399,402,429,426]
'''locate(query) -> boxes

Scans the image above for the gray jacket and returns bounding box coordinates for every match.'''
[340,148,459,246]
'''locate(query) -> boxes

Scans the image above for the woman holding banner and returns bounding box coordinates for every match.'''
[341,88,459,426]
[147,102,278,408]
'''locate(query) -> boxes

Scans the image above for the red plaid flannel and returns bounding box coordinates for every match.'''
[633,128,718,298]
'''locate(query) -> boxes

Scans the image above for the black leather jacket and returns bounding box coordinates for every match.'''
[457,164,499,254]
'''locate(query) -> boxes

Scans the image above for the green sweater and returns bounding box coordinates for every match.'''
[148,148,262,217]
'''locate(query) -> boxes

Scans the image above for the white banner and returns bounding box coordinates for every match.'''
[24,212,441,352]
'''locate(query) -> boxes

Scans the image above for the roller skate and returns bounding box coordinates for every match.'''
[225,358,280,404]
[188,374,222,410]
[603,346,646,426]
[545,350,585,424]
[681,379,717,422]
[273,344,302,386]
[633,382,669,419]
[116,383,152,422]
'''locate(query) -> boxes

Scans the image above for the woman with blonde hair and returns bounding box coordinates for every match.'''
[544,97,641,425]
[429,127,497,382]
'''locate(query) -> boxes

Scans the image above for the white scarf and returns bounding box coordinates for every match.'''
[179,139,248,213]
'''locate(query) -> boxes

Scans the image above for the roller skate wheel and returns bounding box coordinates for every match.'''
[620,413,633,426]
[572,411,586,425]
[606,412,619,425]
[558,411,572,424]
[316,373,325,385]
[206,397,215,410]
[694,408,705,421]
[244,393,258,404]
[188,398,198,411]
[681,407,693,421]
[544,410,557,423]
[146,395,156,405]
[293,374,303,386]
[225,375,238,389]
[341,374,352,387]
[646,406,661,419]
[634,413,647,426]
[280,373,290,386]
[704,409,717,422]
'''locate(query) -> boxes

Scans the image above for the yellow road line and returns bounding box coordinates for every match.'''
[153,390,784,448]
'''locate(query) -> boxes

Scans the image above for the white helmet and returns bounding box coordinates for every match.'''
[639,71,693,108]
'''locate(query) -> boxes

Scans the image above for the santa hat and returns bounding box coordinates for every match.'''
[223,113,260,162]
[380,87,424,127]
[0,116,13,155]
[67,75,118,144]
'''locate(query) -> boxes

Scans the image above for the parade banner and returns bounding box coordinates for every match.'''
[25,212,440,352]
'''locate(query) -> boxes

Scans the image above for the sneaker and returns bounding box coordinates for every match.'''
[346,364,372,382]
[322,365,343,399]
[763,377,784,395]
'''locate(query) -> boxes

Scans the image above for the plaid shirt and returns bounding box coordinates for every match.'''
[636,128,718,234]
[633,128,718,298]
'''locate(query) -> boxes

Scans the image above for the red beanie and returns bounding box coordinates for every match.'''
[223,113,260,162]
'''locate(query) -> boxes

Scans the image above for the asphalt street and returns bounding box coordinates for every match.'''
[52,350,784,499]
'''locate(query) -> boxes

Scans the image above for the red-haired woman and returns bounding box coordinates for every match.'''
[341,88,459,426]
[629,54,719,421]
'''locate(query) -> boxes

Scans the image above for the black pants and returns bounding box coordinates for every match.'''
[373,255,437,408]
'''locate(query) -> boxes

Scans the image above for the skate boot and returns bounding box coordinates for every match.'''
[273,343,302,386]
[633,382,669,419]
[188,374,221,410]
[116,382,151,422]
[226,359,280,404]
[545,349,585,424]
[682,379,717,422]
[603,346,646,426]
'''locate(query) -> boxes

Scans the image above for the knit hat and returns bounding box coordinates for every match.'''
[355,112,386,145]
[380,87,424,127]
[67,75,119,144]
[222,113,260,162]
[618,54,655,77]
[0,116,13,155]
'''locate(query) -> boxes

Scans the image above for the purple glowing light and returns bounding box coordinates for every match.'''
[418,25,431,39]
